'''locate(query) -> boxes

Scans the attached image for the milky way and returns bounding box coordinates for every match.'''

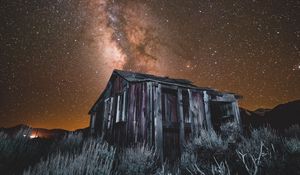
[88,0,172,74]
[0,0,299,129]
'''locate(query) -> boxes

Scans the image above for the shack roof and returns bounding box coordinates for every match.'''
[114,69,213,90]
[88,69,241,114]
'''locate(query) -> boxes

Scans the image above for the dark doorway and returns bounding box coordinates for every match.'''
[161,88,180,162]
[210,101,234,132]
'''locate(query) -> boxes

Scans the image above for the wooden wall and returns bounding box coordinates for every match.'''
[91,75,241,160]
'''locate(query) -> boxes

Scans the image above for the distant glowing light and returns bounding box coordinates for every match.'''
[30,134,38,139]
[292,64,300,71]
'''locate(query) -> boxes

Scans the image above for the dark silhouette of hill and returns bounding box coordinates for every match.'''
[264,100,300,130]
[0,124,89,139]
[240,100,300,131]
[1,100,298,137]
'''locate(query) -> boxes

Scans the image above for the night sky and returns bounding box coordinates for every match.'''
[1,0,299,130]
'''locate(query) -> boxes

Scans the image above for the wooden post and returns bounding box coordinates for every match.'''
[122,90,127,121]
[194,93,202,136]
[177,88,185,152]
[147,82,153,145]
[116,95,120,122]
[188,89,195,138]
[102,98,110,138]
[232,101,242,131]
[154,83,163,161]
[141,83,146,142]
[90,113,96,135]
[203,91,213,131]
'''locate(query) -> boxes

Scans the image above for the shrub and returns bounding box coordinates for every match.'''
[284,124,300,138]
[185,158,230,175]
[116,144,157,175]
[236,127,281,175]
[211,158,231,175]
[155,163,181,175]
[193,129,228,150]
[51,132,84,153]
[23,138,115,175]
[0,128,51,174]
[285,137,300,154]
[180,143,197,171]
[220,122,241,143]
[238,127,279,156]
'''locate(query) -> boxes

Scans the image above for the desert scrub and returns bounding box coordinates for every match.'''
[180,143,197,171]
[284,124,300,138]
[235,127,287,175]
[50,131,84,153]
[116,144,157,175]
[23,138,115,175]
[237,127,280,156]
[193,129,228,150]
[220,122,241,144]
[0,128,51,174]
[155,163,180,175]
[284,137,300,154]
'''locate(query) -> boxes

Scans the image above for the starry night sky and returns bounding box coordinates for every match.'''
[1,0,299,130]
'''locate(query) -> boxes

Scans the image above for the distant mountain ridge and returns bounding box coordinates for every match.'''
[1,100,299,137]
[0,124,90,139]
[240,100,300,131]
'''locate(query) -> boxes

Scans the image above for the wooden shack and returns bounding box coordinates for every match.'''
[89,70,241,160]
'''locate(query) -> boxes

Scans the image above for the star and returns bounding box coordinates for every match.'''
[0,0,299,129]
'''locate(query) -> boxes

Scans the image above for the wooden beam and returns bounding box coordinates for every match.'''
[154,83,163,161]
[210,94,236,102]
[101,98,111,138]
[141,83,146,142]
[122,90,127,121]
[194,92,205,135]
[203,91,213,131]
[116,95,120,122]
[147,82,153,145]
[188,89,195,138]
[177,88,185,151]
[232,101,242,132]
[90,113,96,135]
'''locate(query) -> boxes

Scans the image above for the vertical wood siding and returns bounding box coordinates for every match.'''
[188,90,206,137]
[92,74,241,161]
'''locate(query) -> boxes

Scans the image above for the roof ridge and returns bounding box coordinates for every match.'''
[113,69,193,84]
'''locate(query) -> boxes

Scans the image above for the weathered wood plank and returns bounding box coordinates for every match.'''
[116,95,120,122]
[101,100,108,137]
[154,83,163,161]
[90,113,96,135]
[133,85,138,143]
[122,90,127,121]
[128,84,136,143]
[232,101,242,131]
[177,88,185,150]
[210,94,236,102]
[197,94,206,130]
[188,89,195,138]
[193,92,201,136]
[203,91,213,131]
[149,82,154,145]
[141,83,147,142]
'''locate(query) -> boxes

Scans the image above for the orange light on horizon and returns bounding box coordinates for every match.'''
[29,134,38,139]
